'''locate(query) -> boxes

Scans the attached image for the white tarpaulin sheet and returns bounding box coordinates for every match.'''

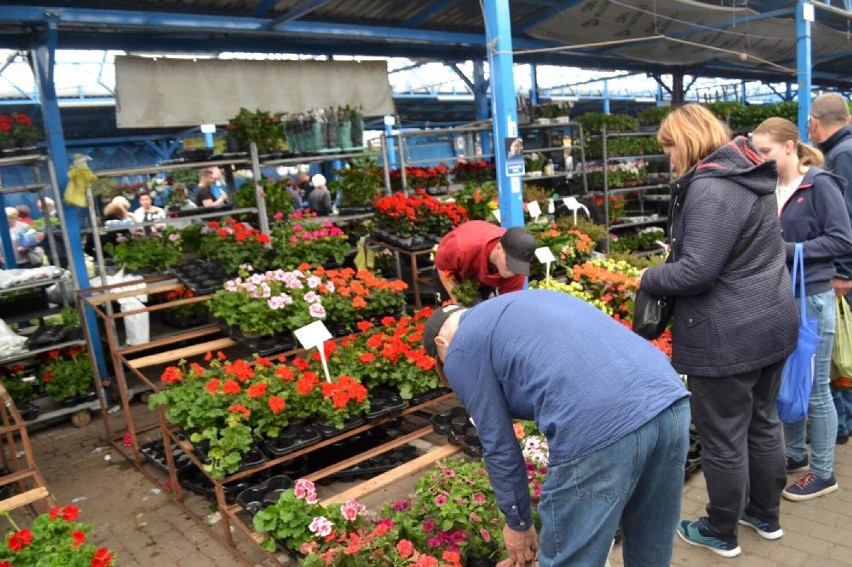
[115,57,395,128]
[527,0,849,71]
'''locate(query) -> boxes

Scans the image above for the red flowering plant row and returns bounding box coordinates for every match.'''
[373,191,468,241]
[323,309,442,400]
[208,264,407,338]
[0,112,40,149]
[148,351,370,479]
[389,165,450,192]
[450,161,495,184]
[199,217,273,275]
[0,505,115,567]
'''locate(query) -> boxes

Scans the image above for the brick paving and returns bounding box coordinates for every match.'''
[17,406,852,566]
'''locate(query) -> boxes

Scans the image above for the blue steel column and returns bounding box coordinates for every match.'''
[603,79,611,114]
[384,117,396,169]
[483,0,523,228]
[31,22,107,375]
[797,0,812,141]
[472,60,492,158]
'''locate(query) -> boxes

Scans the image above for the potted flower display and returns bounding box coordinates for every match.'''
[271,212,349,269]
[199,218,273,275]
[235,179,296,219]
[451,160,495,184]
[0,112,41,153]
[526,224,594,280]
[390,166,451,196]
[103,227,184,274]
[329,157,384,214]
[1,363,40,420]
[40,346,95,405]
[453,182,498,222]
[158,285,209,329]
[226,108,287,153]
[0,505,116,566]
[372,191,468,250]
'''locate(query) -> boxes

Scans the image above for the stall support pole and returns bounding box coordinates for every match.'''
[796,0,813,142]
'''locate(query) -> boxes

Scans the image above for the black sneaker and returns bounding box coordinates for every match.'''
[738,509,783,540]
[785,455,809,474]
[677,517,741,558]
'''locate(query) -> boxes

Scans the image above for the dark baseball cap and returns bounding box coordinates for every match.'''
[500,227,537,276]
[423,304,466,357]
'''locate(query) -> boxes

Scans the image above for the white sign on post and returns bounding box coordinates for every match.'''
[535,246,557,283]
[527,200,542,221]
[294,321,334,383]
[562,197,590,226]
[492,209,502,223]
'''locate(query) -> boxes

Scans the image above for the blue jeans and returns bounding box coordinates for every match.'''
[833,291,852,437]
[784,290,838,479]
[537,398,689,567]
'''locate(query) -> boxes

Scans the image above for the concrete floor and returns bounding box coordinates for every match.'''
[15,401,852,567]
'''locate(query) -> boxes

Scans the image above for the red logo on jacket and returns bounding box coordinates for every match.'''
[796,197,804,203]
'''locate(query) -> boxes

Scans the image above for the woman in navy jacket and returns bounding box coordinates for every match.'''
[753,117,852,502]
[640,104,798,558]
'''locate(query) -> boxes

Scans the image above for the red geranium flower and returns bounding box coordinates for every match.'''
[8,529,33,552]
[246,382,267,399]
[71,530,86,547]
[91,547,115,567]
[268,396,286,414]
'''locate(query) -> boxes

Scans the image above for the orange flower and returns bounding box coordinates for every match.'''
[351,296,367,309]
[247,382,267,399]
[205,379,221,394]
[228,404,251,418]
[356,320,373,332]
[513,422,525,439]
[222,379,241,395]
[359,353,376,364]
[275,366,295,381]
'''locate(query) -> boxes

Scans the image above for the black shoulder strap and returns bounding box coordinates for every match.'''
[730,196,768,263]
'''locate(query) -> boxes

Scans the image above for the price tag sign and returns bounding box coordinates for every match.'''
[535,246,557,284]
[492,209,502,223]
[295,321,334,383]
[534,246,556,264]
[527,200,542,220]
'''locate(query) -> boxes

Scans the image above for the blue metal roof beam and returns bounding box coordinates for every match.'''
[540,72,636,92]
[252,0,278,18]
[267,0,337,27]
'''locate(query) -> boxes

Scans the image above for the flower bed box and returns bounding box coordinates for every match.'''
[235,475,294,516]
[263,422,322,457]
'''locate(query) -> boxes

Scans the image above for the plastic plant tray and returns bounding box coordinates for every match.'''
[263,423,322,457]
[235,474,294,516]
[365,388,408,422]
[25,324,67,348]
[140,435,196,476]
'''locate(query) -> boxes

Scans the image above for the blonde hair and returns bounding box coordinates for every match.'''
[103,202,129,221]
[753,117,824,168]
[811,93,850,127]
[657,104,731,175]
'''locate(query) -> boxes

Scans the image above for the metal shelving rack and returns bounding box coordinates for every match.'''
[583,127,672,252]
[0,153,95,428]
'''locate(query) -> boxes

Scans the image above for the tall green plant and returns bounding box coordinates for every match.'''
[330,157,383,207]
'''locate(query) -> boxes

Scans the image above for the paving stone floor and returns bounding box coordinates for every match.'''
[16,403,852,566]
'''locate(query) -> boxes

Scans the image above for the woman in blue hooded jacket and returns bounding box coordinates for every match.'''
[640,104,798,558]
[753,117,852,502]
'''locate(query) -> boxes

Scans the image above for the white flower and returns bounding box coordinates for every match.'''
[303,291,320,304]
[309,303,326,319]
[307,276,322,289]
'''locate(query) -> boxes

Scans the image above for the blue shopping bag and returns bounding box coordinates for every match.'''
[777,244,820,424]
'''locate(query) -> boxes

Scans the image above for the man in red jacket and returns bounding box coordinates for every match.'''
[434,220,536,304]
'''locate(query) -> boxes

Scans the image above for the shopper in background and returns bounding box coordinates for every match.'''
[195,168,228,208]
[423,292,690,567]
[752,117,852,500]
[15,204,34,226]
[132,192,166,224]
[295,171,312,201]
[307,173,333,216]
[283,177,306,211]
[808,93,852,445]
[639,104,798,558]
[208,166,228,202]
[36,196,56,218]
[2,206,45,268]
[434,221,535,304]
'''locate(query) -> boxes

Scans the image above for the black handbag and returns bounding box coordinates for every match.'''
[632,289,673,340]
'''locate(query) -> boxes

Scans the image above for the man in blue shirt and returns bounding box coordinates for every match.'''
[424,290,690,567]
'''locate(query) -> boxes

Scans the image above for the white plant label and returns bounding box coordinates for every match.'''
[492,209,502,223]
[562,197,590,226]
[294,321,334,383]
[535,246,557,284]
[527,200,542,220]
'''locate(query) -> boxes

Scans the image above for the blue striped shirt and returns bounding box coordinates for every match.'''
[443,290,688,529]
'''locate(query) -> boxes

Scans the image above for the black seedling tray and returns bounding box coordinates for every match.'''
[316,415,367,439]
[365,388,408,422]
[327,444,419,482]
[263,423,322,457]
[169,259,230,295]
[140,435,196,476]
[26,324,67,348]
[232,331,297,357]
[409,387,449,406]
[181,468,269,504]
[235,475,294,516]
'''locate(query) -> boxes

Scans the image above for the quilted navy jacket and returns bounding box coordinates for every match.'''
[640,137,798,377]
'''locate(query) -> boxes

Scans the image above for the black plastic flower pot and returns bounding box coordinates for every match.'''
[316,415,367,439]
[466,556,497,567]
[140,435,196,476]
[18,403,39,422]
[235,474,294,516]
[450,416,470,436]
[365,388,407,422]
[409,387,449,406]
[430,411,452,435]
